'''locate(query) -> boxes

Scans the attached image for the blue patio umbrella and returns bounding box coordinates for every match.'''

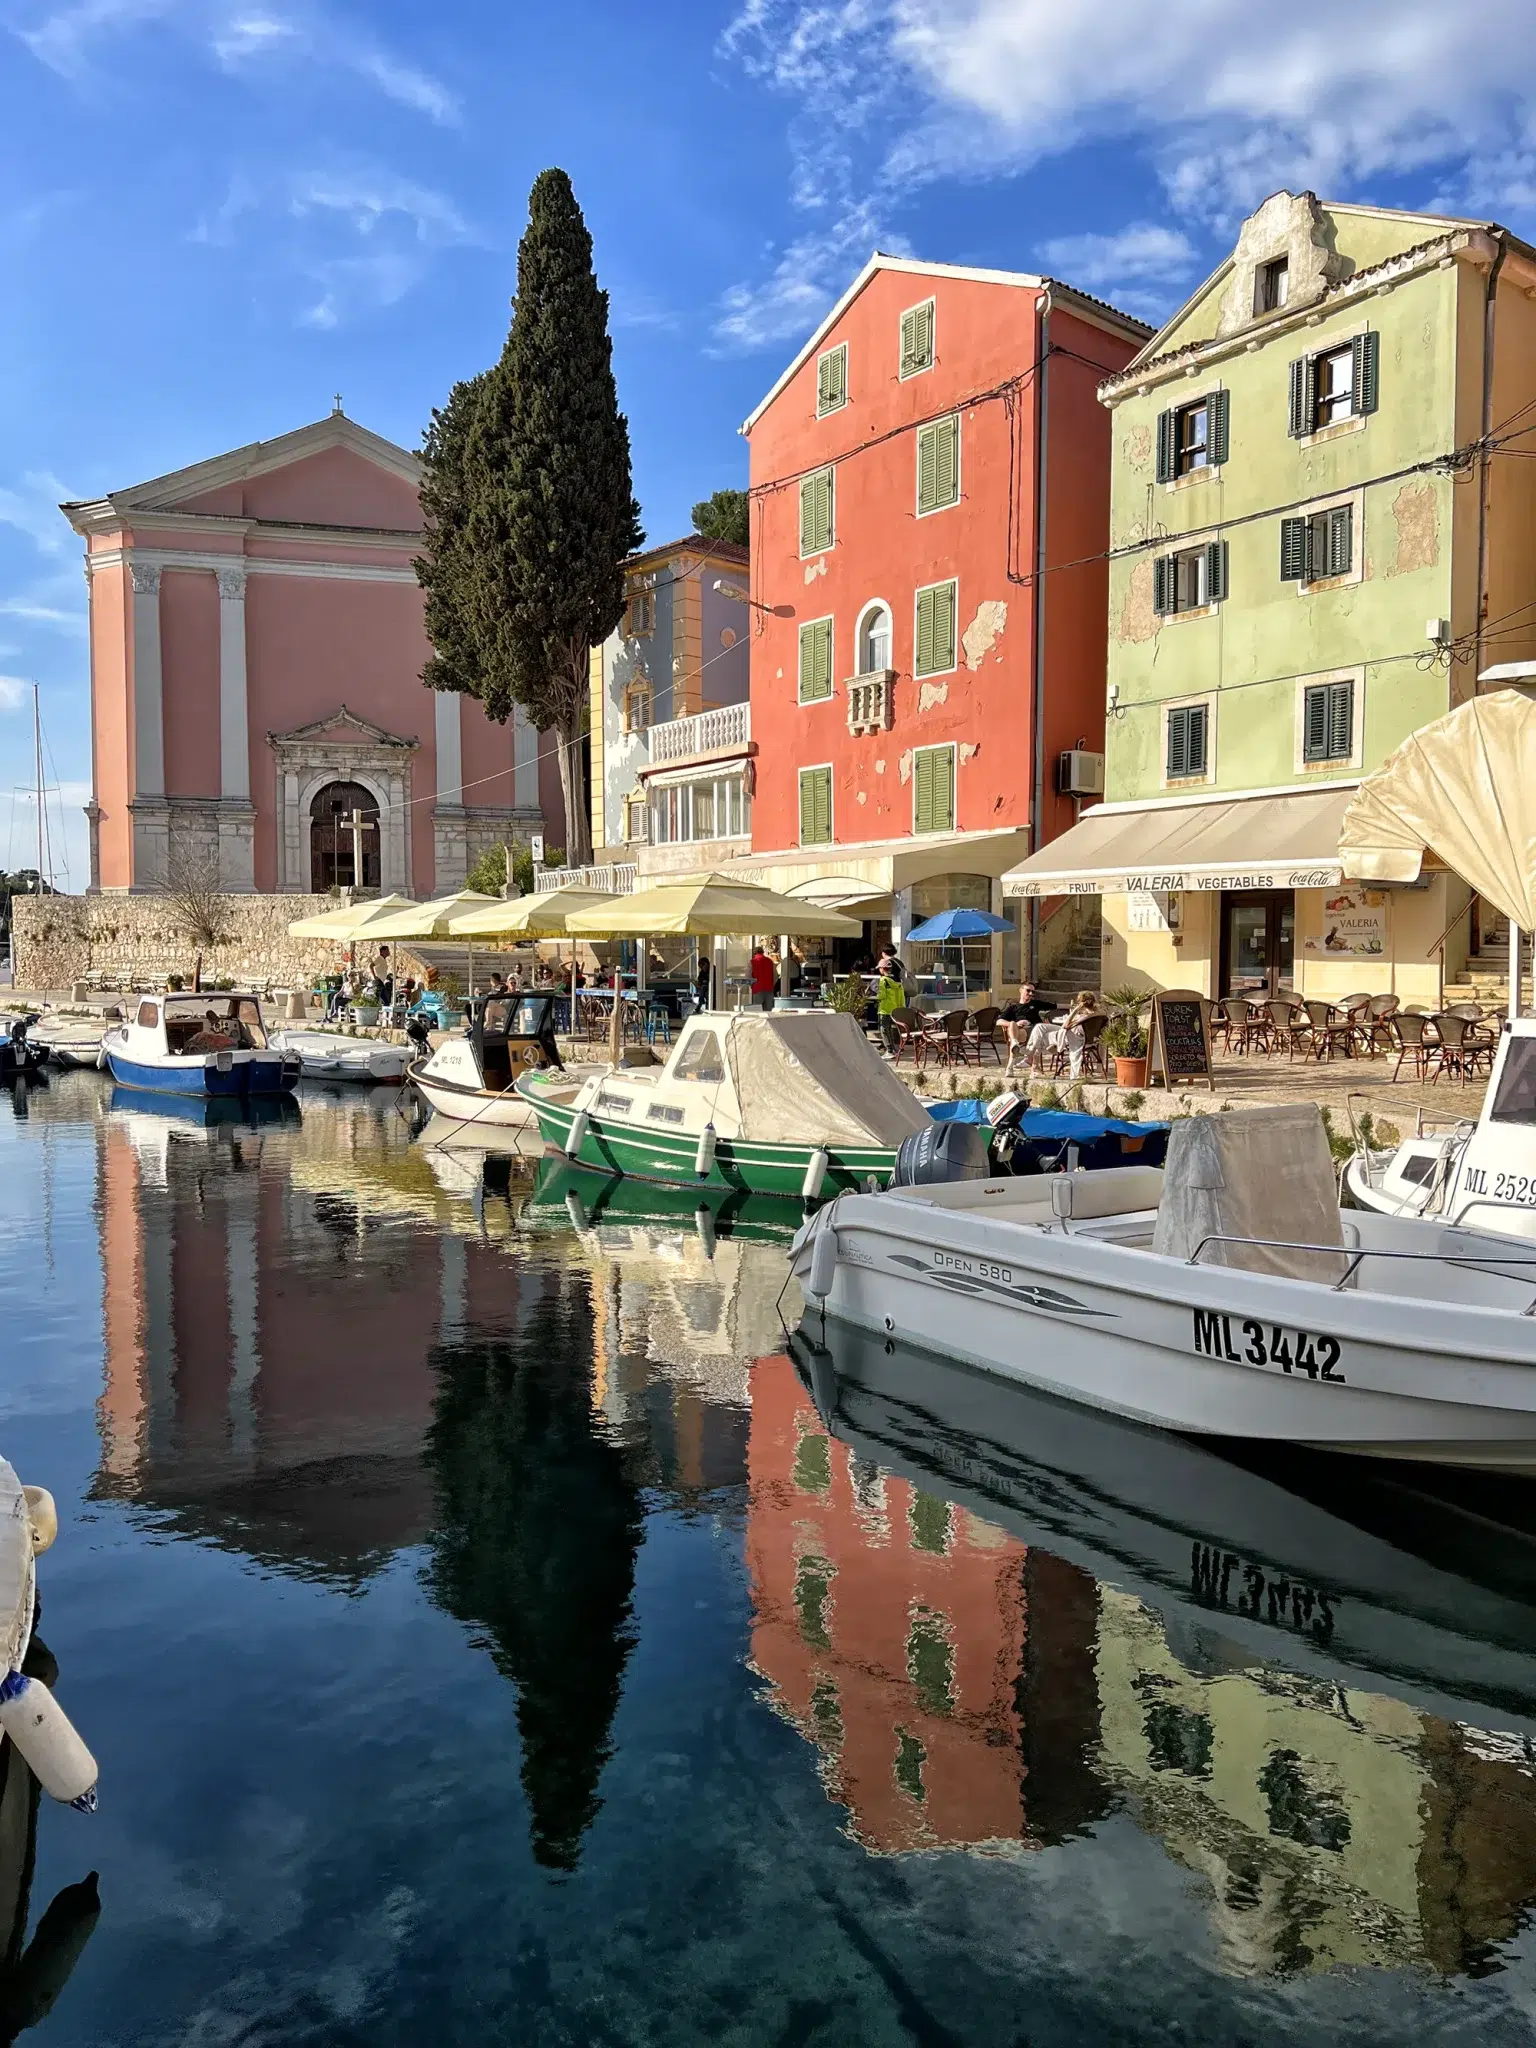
[903,907,1015,995]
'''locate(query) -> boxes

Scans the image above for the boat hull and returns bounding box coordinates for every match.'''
[410,1064,538,1129]
[105,1051,297,1098]
[519,1080,898,1198]
[792,1189,1536,1470]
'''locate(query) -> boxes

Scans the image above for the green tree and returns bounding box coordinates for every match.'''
[691,488,749,550]
[463,841,565,896]
[419,168,642,866]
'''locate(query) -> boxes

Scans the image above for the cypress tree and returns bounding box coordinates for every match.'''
[418,168,642,865]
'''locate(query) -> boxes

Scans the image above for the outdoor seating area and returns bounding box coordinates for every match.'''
[1209,992,1501,1084]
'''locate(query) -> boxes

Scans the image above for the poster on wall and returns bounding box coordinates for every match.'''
[1303,886,1389,960]
[1127,890,1181,933]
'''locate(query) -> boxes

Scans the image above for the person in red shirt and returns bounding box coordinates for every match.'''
[749,945,777,1011]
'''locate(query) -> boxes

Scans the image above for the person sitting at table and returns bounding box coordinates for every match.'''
[998,982,1056,1063]
[1017,991,1102,1080]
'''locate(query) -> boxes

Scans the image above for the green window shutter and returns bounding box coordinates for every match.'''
[1186,703,1209,776]
[1155,409,1174,484]
[1288,356,1316,439]
[817,346,846,414]
[800,468,833,553]
[798,618,832,702]
[916,422,938,512]
[918,417,958,512]
[1166,708,1189,780]
[916,587,935,675]
[1302,684,1329,761]
[913,747,934,833]
[1329,679,1354,758]
[1353,332,1379,416]
[915,582,956,675]
[933,746,954,830]
[1327,504,1353,578]
[1204,540,1228,603]
[1152,555,1172,615]
[800,767,831,844]
[900,301,934,376]
[1208,389,1229,466]
[1280,516,1309,582]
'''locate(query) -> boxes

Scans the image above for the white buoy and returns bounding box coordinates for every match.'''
[564,1107,590,1159]
[802,1147,830,1202]
[694,1123,717,1178]
[0,1678,97,1807]
[807,1222,838,1301]
[695,1204,717,1258]
[22,1487,56,1554]
[563,1190,589,1232]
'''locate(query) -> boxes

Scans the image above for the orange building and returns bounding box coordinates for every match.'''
[746,1353,1105,1853]
[739,256,1148,978]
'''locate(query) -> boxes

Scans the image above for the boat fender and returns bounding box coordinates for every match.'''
[805,1346,839,1424]
[95,1047,108,1072]
[564,1108,590,1159]
[807,1220,838,1302]
[564,1190,589,1232]
[0,1674,98,1808]
[695,1123,717,1178]
[22,1486,56,1553]
[802,1147,830,1202]
[694,1204,717,1258]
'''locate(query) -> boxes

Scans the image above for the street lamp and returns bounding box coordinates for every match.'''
[713,579,795,618]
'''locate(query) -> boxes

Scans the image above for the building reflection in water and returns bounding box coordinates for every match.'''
[749,1353,1536,1976]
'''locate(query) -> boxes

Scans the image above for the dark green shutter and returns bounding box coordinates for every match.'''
[1353,331,1379,416]
[1208,389,1229,466]
[1205,540,1228,603]
[1167,708,1188,779]
[1288,356,1316,438]
[1280,515,1309,581]
[1327,504,1353,578]
[1152,555,1172,615]
[1329,679,1354,758]
[1186,703,1208,776]
[1303,684,1329,761]
[1155,409,1174,483]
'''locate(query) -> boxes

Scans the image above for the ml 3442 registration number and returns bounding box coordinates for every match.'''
[1193,1310,1346,1382]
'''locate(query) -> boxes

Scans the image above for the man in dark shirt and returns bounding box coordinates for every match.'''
[998,982,1055,1063]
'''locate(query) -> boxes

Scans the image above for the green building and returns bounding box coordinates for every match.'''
[1005,191,1536,1009]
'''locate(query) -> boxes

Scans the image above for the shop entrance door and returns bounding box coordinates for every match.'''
[1221,891,1295,998]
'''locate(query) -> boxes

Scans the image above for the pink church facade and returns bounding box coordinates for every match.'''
[64,412,560,895]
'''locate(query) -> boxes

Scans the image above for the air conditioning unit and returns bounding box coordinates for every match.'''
[1057,749,1105,797]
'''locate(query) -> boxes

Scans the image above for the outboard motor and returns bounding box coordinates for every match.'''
[891,1118,993,1187]
[405,1012,433,1058]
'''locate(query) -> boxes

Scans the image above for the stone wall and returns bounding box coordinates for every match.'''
[13,892,352,993]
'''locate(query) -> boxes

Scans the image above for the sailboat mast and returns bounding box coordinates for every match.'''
[33,682,43,888]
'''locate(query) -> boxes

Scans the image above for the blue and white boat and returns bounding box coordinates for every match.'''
[103,991,300,1098]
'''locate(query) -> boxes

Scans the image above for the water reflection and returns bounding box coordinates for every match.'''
[786,1324,1536,1975]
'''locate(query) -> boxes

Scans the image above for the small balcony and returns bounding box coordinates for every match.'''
[846,669,895,736]
[536,861,637,895]
[648,700,750,764]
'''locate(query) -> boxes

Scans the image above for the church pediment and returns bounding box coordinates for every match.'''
[268,705,419,751]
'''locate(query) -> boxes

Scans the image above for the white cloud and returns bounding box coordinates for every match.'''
[0,472,77,556]
[719,0,1536,351]
[0,677,29,711]
[715,199,897,353]
[0,600,84,630]
[1037,222,1198,292]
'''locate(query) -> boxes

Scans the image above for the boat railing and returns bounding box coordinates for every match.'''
[1185,1233,1536,1310]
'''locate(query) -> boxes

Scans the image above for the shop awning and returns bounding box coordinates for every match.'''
[1000,787,1357,898]
[1339,689,1536,926]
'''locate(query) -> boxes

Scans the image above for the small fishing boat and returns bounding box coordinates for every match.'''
[0,1018,48,1082]
[267,1027,410,1084]
[1346,1015,1536,1240]
[790,1102,1536,1471]
[103,991,299,1098]
[517,1008,931,1199]
[409,991,565,1133]
[0,1456,97,1812]
[27,1016,102,1070]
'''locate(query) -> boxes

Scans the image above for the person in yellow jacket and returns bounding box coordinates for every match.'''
[875,951,907,1054]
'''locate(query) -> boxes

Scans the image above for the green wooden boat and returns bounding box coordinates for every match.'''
[516,1008,930,1200]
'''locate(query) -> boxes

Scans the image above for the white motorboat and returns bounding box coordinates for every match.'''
[0,1457,97,1810]
[1345,1014,1536,1240]
[408,990,564,1133]
[267,1027,410,1084]
[29,1016,104,1070]
[789,1103,1536,1472]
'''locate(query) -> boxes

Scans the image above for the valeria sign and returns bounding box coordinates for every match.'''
[1008,863,1345,899]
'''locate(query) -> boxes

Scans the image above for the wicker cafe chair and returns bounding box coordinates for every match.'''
[1077,1010,1110,1078]
[1216,993,1269,1054]
[1303,999,1363,1061]
[921,1009,974,1068]
[965,1006,1004,1066]
[1427,1011,1494,1085]
[1265,998,1312,1059]
[1365,992,1400,1053]
[887,1006,925,1066]
[1387,1010,1432,1083]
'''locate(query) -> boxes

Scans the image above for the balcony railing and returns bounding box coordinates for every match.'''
[648,700,750,764]
[535,862,637,895]
[846,669,895,736]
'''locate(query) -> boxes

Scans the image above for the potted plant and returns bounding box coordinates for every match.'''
[352,978,382,1028]
[1103,987,1149,1088]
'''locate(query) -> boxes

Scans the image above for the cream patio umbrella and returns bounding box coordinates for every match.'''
[566,870,864,1065]
[357,888,499,999]
[1339,689,1536,1018]
[448,886,622,1042]
[286,892,418,940]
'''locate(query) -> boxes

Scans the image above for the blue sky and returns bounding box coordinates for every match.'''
[3,0,1535,888]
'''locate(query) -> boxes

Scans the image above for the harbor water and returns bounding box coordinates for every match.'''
[6,1070,1536,2042]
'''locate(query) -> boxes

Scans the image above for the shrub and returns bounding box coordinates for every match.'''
[1117,1090,1145,1121]
[825,974,867,1016]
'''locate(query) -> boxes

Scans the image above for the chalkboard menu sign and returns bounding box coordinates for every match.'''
[1149,989,1214,1089]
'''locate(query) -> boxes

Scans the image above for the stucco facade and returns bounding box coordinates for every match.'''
[739,254,1148,976]
[1036,194,1536,1007]
[65,412,557,895]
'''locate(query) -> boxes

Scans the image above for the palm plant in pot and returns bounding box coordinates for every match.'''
[1102,984,1150,1088]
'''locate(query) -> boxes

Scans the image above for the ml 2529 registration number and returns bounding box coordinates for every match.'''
[1192,1310,1346,1382]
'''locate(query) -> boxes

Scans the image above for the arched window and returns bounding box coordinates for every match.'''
[857,602,893,674]
[310,781,380,893]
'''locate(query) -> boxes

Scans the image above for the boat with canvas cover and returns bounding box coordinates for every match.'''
[789,1103,1536,1471]
[788,1321,1536,1736]
[103,991,299,1098]
[1345,1015,1536,1241]
[517,1007,931,1199]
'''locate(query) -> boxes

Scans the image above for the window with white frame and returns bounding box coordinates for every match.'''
[799,765,833,846]
[799,467,834,556]
[857,602,892,674]
[916,415,959,514]
[798,616,834,703]
[1280,503,1354,584]
[1302,678,1355,764]
[912,744,955,835]
[1288,333,1379,437]
[1165,701,1211,782]
[816,343,848,416]
[625,589,654,636]
[648,774,751,846]
[900,298,935,378]
[914,580,957,678]
[1152,541,1228,616]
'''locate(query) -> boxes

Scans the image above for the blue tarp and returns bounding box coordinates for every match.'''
[926,1101,1168,1139]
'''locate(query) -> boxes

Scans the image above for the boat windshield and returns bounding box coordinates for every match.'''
[483,995,552,1039]
[1491,1035,1536,1125]
[670,1028,726,1084]
[163,995,267,1050]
